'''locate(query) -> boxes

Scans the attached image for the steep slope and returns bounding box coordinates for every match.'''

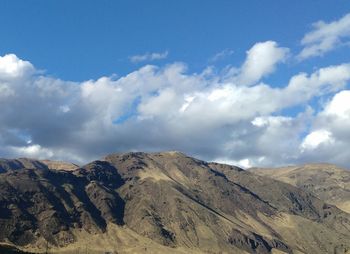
[0,160,125,249]
[250,163,350,213]
[104,152,350,254]
[103,152,288,253]
[0,153,349,253]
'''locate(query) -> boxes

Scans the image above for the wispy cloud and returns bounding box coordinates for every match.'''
[129,51,169,63]
[298,13,350,60]
[209,49,234,62]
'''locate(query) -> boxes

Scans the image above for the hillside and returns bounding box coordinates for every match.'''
[251,163,350,213]
[0,153,349,253]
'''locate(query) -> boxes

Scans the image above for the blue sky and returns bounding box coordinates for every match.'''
[0,1,350,167]
[0,0,349,80]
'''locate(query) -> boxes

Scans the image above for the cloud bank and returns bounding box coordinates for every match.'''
[1,33,350,168]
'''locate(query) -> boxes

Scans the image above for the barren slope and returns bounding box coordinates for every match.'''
[251,163,350,213]
[0,153,349,253]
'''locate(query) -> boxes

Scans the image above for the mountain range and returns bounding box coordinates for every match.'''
[0,152,349,254]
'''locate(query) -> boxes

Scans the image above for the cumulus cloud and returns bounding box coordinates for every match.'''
[234,41,289,86]
[297,90,350,166]
[0,54,35,79]
[314,90,350,141]
[129,51,169,63]
[300,130,334,151]
[0,41,350,168]
[298,13,350,60]
[321,90,350,119]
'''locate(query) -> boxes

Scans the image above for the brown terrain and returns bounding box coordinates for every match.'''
[0,152,349,254]
[251,163,350,214]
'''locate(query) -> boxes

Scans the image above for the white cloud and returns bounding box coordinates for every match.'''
[300,130,334,151]
[9,144,54,159]
[0,54,34,79]
[214,158,252,169]
[179,95,195,113]
[283,63,350,106]
[235,41,289,86]
[1,49,350,168]
[129,51,169,63]
[313,90,350,143]
[298,13,350,60]
[322,90,350,119]
[296,90,350,166]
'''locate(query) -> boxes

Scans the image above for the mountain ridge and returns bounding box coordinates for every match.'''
[0,152,349,253]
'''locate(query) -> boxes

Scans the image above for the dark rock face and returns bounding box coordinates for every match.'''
[0,244,32,254]
[0,161,125,247]
[228,230,291,254]
[0,152,350,254]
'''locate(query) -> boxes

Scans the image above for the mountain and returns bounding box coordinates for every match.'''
[0,158,78,173]
[0,153,349,254]
[250,163,350,213]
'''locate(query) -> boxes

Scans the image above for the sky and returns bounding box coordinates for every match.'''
[0,1,350,168]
